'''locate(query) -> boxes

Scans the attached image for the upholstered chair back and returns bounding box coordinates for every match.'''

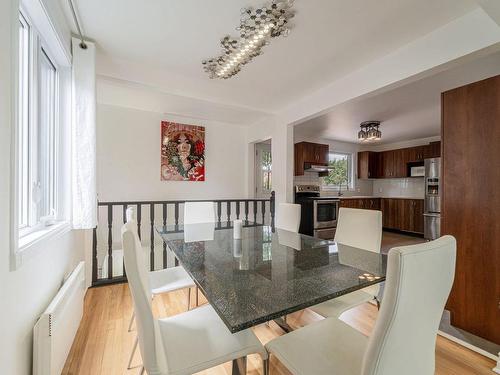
[122,221,166,375]
[183,201,216,224]
[335,208,382,253]
[362,236,456,375]
[276,203,301,232]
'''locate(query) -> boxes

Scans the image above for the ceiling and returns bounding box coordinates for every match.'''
[294,50,500,144]
[65,0,479,114]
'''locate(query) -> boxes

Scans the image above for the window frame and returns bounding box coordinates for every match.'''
[11,4,72,269]
[321,151,354,191]
[17,9,61,238]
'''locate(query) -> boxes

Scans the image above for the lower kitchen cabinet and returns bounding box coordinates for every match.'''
[340,198,423,234]
[381,198,424,234]
[340,198,380,210]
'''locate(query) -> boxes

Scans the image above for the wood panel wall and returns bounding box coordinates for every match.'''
[442,74,500,344]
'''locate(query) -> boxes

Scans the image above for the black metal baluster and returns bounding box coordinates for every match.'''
[217,202,222,228]
[174,203,179,225]
[92,226,98,285]
[150,204,155,271]
[107,205,113,280]
[261,200,266,224]
[270,191,276,230]
[226,201,231,226]
[174,203,180,266]
[162,203,167,269]
[122,204,127,278]
[253,201,257,224]
[245,201,249,224]
[236,201,240,220]
[137,204,142,240]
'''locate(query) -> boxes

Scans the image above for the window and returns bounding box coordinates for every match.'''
[17,10,60,237]
[322,152,353,190]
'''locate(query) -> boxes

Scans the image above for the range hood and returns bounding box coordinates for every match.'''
[304,163,333,173]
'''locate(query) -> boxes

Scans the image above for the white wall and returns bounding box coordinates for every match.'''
[246,117,294,203]
[0,1,84,374]
[96,87,250,202]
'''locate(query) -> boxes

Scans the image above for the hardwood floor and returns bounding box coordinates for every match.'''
[63,283,495,375]
[381,230,425,253]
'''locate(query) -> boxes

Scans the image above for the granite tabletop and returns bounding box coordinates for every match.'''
[157,223,387,333]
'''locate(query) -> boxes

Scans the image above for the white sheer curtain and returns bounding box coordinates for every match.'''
[72,38,97,229]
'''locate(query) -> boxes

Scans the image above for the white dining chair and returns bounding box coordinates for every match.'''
[121,220,269,375]
[309,208,383,318]
[183,201,216,224]
[276,203,301,232]
[125,207,196,370]
[265,236,456,375]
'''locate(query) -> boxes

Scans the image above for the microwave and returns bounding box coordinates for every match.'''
[410,166,425,177]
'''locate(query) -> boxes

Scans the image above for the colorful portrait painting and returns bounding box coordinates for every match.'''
[161,121,205,181]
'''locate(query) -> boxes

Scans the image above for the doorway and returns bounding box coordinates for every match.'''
[254,141,272,198]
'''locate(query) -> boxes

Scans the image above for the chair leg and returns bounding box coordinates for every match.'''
[263,357,270,375]
[128,336,139,369]
[187,288,191,310]
[128,311,135,332]
[375,297,381,310]
[195,285,199,306]
[232,357,247,375]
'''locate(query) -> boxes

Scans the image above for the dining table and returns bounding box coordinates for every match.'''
[157,221,387,375]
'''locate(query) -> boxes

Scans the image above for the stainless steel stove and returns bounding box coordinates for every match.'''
[294,185,339,239]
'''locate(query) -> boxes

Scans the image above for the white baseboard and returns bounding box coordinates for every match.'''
[438,330,500,372]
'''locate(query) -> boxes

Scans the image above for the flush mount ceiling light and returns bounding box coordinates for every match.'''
[202,0,295,79]
[358,121,382,142]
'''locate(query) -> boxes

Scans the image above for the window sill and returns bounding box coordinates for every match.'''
[12,221,72,269]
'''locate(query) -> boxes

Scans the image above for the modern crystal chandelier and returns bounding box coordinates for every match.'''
[202,0,295,79]
[358,121,382,142]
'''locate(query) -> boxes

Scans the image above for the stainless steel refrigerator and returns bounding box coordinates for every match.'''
[423,157,441,240]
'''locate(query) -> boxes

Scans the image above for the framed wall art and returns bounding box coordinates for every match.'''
[160,121,205,181]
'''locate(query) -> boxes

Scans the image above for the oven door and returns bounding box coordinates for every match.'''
[313,200,339,229]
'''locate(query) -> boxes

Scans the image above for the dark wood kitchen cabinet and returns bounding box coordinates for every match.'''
[380,150,395,178]
[399,199,424,233]
[340,198,380,210]
[357,151,381,179]
[442,75,500,344]
[294,142,329,176]
[424,141,441,158]
[381,198,424,234]
[358,141,441,179]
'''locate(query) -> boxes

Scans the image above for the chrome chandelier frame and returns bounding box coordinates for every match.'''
[202,0,295,79]
[358,121,382,142]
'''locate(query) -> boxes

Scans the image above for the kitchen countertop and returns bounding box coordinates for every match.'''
[321,195,424,200]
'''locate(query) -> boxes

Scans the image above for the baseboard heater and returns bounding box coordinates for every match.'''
[33,262,86,375]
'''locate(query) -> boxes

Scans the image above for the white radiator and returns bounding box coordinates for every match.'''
[33,262,86,375]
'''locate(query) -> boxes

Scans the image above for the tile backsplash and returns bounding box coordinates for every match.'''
[372,178,425,198]
[293,173,373,196]
[294,173,424,198]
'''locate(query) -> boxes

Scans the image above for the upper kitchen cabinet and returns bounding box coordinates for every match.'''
[294,142,329,176]
[424,141,441,158]
[357,141,441,179]
[380,149,406,178]
[357,151,381,179]
[404,145,426,162]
